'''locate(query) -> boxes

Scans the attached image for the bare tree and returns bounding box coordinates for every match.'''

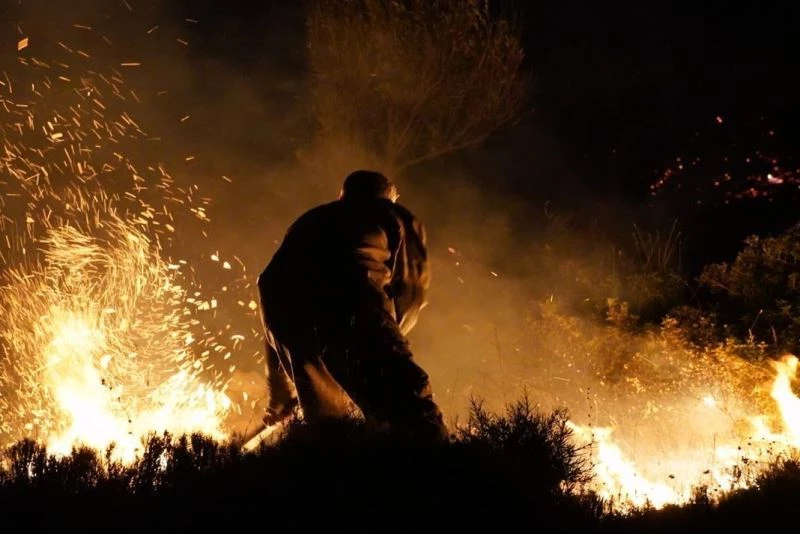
[306,0,529,179]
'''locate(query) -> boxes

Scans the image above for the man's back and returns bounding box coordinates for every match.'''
[260,197,409,317]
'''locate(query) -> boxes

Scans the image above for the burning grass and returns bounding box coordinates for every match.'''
[417,209,800,516]
[511,295,800,513]
[0,400,797,532]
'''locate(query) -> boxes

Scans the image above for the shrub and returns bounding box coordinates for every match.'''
[697,222,800,353]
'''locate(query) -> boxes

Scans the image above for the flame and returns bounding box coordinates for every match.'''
[0,33,248,464]
[41,314,231,463]
[0,220,232,463]
[770,355,800,440]
[568,424,681,510]
[570,354,800,512]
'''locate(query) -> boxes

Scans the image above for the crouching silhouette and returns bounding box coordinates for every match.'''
[257,170,447,442]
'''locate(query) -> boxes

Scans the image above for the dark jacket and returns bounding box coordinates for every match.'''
[258,197,430,335]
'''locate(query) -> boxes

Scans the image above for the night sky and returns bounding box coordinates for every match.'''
[163,0,800,196]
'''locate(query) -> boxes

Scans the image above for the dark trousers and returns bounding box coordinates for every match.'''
[263,298,447,442]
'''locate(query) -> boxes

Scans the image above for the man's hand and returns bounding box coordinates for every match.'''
[263,396,299,426]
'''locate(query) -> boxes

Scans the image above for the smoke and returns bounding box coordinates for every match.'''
[0,1,672,422]
[1,1,782,445]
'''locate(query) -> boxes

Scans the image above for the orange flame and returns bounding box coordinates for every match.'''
[570,354,800,512]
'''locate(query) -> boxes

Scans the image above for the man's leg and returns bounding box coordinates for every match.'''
[324,307,449,442]
[264,336,298,425]
[259,285,299,425]
[271,325,358,423]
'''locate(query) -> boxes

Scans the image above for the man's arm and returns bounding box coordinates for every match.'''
[391,209,431,336]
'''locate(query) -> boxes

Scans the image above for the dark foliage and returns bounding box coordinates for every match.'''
[0,398,601,532]
[694,222,800,354]
[2,396,797,533]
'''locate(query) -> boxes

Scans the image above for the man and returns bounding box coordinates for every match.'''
[257,170,448,442]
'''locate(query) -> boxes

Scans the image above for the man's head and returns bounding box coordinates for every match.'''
[339,170,399,203]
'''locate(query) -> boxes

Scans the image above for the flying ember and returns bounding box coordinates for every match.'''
[0,218,232,463]
[0,29,246,463]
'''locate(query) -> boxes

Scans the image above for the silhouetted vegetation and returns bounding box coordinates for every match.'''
[306,0,529,180]
[0,397,600,532]
[695,222,800,355]
[1,393,799,532]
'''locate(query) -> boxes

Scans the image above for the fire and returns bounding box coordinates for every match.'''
[0,29,249,464]
[41,311,231,464]
[0,219,232,463]
[770,355,800,440]
[570,354,800,512]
